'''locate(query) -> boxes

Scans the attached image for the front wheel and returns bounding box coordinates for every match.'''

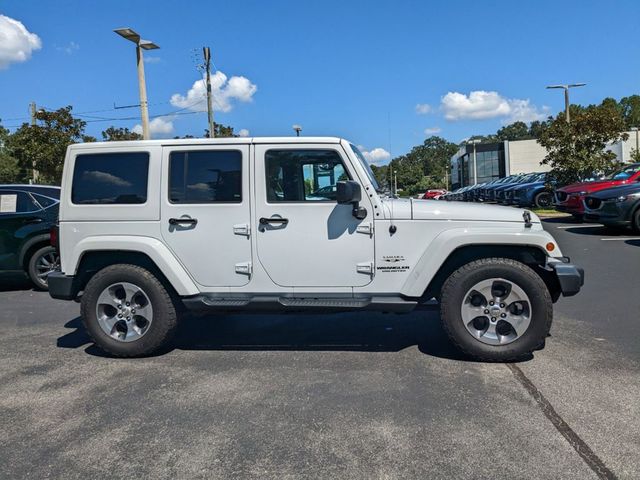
[439,258,552,362]
[80,264,179,357]
[533,191,553,208]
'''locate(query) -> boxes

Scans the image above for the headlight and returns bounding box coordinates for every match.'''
[578,191,588,195]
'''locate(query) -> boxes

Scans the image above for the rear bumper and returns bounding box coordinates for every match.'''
[48,272,78,300]
[548,258,584,297]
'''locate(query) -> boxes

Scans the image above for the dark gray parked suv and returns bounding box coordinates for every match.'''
[0,185,60,289]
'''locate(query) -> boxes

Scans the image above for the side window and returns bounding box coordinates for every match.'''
[0,191,39,214]
[169,150,242,203]
[32,193,58,209]
[71,152,149,204]
[265,149,349,202]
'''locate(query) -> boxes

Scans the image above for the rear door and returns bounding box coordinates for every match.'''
[0,190,43,270]
[160,145,252,287]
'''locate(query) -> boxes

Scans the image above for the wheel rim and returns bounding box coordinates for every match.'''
[536,192,552,208]
[35,251,60,285]
[95,282,153,342]
[460,278,532,345]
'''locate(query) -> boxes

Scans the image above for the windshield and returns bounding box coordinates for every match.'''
[604,164,640,180]
[349,144,381,192]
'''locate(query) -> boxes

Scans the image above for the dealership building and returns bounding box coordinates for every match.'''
[449,130,640,190]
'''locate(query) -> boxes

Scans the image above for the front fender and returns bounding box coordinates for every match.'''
[401,226,561,297]
[65,235,199,296]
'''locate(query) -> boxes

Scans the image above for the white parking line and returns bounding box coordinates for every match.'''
[600,237,639,241]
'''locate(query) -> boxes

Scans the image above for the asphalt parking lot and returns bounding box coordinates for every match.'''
[1,217,638,479]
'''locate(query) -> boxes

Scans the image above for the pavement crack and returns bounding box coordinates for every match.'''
[507,363,617,480]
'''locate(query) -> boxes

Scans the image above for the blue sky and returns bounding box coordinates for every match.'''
[2,0,640,164]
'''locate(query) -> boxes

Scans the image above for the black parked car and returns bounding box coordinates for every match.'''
[583,183,640,232]
[0,185,60,289]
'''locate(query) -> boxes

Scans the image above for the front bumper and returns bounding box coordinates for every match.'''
[48,272,79,300]
[548,258,584,297]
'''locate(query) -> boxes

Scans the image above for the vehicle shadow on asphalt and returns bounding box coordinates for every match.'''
[563,225,637,237]
[0,273,33,292]
[625,239,640,247]
[56,313,534,363]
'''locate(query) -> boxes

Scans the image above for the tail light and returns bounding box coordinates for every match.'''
[50,225,59,249]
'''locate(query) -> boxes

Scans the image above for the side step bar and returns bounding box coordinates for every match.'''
[182,294,422,313]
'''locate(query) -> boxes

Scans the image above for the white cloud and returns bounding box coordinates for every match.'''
[83,171,132,187]
[238,128,250,137]
[0,15,42,69]
[441,90,548,123]
[424,127,442,135]
[133,117,174,138]
[358,146,391,165]
[56,41,79,55]
[415,103,432,115]
[170,71,257,113]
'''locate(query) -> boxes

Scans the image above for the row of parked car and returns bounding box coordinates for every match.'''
[433,172,553,208]
[424,162,640,233]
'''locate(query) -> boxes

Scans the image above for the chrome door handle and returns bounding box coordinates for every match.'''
[169,217,198,226]
[259,217,289,225]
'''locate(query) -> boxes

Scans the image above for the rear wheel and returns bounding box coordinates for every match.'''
[632,207,640,234]
[27,245,59,290]
[80,264,179,357]
[439,258,552,362]
[533,191,553,208]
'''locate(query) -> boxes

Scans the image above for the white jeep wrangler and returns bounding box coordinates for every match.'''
[49,137,583,361]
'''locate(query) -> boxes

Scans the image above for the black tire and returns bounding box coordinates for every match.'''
[27,245,59,290]
[632,207,640,235]
[533,191,553,208]
[80,264,179,357]
[571,213,584,223]
[439,258,552,362]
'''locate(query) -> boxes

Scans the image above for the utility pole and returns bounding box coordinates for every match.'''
[29,102,38,183]
[203,47,215,138]
[546,83,586,124]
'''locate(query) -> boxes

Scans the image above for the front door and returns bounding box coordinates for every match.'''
[254,144,375,288]
[161,145,252,287]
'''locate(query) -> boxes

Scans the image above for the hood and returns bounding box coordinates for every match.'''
[380,198,539,223]
[511,180,545,191]
[559,179,627,193]
[589,183,640,199]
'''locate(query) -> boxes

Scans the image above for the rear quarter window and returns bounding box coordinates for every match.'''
[71,152,149,204]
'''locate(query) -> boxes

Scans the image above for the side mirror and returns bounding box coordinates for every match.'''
[336,180,362,204]
[336,180,367,220]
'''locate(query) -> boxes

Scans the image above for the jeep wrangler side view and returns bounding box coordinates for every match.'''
[48,137,583,361]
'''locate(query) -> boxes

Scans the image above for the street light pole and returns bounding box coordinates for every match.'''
[467,139,481,186]
[546,83,586,124]
[114,28,160,140]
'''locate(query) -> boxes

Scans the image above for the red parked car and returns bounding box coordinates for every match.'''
[421,189,448,200]
[554,163,640,220]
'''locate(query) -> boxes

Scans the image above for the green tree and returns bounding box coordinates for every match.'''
[538,102,628,186]
[528,120,550,138]
[7,106,94,184]
[0,121,22,183]
[387,136,458,195]
[618,95,640,129]
[496,121,531,141]
[101,126,142,141]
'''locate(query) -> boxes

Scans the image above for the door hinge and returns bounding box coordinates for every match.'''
[235,261,252,275]
[356,222,374,237]
[356,261,374,275]
[233,223,251,236]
